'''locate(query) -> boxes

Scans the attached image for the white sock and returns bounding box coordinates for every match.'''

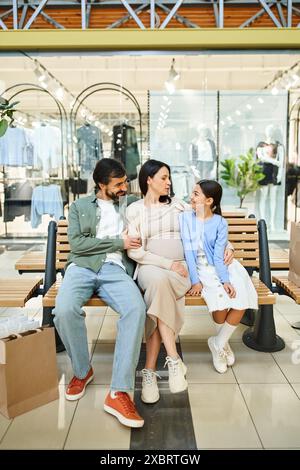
[213,320,224,334]
[215,322,237,350]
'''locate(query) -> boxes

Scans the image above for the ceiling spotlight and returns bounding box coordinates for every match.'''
[258,97,264,104]
[271,86,279,95]
[54,87,64,100]
[165,58,180,95]
[168,58,180,82]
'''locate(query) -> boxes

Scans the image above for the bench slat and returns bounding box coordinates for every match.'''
[43,277,275,308]
[272,276,300,304]
[0,278,43,307]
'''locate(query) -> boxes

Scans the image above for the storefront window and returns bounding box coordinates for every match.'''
[219,91,288,234]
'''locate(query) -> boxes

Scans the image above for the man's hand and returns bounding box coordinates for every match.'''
[122,230,141,250]
[223,282,236,298]
[171,261,188,278]
[187,282,203,296]
[224,248,234,266]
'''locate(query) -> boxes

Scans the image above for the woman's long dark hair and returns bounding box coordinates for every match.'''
[197,179,223,216]
[138,159,174,204]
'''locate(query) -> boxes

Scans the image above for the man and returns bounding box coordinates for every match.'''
[53,158,146,428]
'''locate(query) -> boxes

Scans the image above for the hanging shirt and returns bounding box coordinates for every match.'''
[31,125,61,172]
[96,198,125,271]
[30,184,63,228]
[76,124,103,174]
[0,127,28,166]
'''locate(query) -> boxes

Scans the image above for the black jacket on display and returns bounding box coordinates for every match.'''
[4,181,33,222]
[112,124,140,180]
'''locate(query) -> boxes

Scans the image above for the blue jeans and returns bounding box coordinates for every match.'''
[53,262,146,392]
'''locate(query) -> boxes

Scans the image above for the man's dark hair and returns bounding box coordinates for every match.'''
[93,158,126,191]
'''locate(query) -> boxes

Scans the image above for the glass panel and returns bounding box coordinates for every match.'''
[219,90,288,234]
[149,90,218,202]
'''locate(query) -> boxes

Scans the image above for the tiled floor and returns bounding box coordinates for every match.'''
[0,249,300,449]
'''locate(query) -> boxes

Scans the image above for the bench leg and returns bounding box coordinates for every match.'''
[42,306,66,353]
[242,304,285,352]
[240,309,255,327]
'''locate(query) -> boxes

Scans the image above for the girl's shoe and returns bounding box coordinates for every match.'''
[208,336,227,374]
[224,342,235,366]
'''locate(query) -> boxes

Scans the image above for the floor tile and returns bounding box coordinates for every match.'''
[231,343,287,384]
[274,315,300,342]
[0,386,77,449]
[0,414,12,443]
[181,342,236,383]
[188,384,261,449]
[272,342,300,383]
[291,384,300,399]
[64,385,130,449]
[240,383,300,448]
[85,313,105,343]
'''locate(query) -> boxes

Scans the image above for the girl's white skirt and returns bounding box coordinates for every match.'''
[197,259,258,312]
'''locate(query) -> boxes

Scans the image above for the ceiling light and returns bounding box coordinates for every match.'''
[246,104,252,110]
[271,86,279,95]
[235,110,241,116]
[258,97,264,104]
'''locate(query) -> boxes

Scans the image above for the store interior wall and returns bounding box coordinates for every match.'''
[0,51,300,241]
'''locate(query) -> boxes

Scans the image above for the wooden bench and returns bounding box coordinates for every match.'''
[272,275,300,330]
[41,216,283,353]
[0,277,43,307]
[15,251,46,274]
[15,212,288,274]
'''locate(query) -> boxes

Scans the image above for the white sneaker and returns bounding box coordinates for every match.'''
[224,342,235,366]
[164,356,188,394]
[208,336,228,374]
[141,369,160,404]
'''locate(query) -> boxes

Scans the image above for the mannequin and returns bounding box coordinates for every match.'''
[189,124,216,179]
[256,124,284,232]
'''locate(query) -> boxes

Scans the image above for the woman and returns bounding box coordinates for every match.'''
[126,160,233,404]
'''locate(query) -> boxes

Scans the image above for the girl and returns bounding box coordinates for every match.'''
[179,180,258,374]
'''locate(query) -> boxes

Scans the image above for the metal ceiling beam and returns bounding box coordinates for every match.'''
[12,0,18,29]
[157,2,199,28]
[213,1,219,28]
[150,0,155,28]
[120,0,146,29]
[0,16,7,30]
[219,0,224,28]
[276,2,287,26]
[106,3,147,29]
[24,0,49,29]
[287,0,293,26]
[159,0,184,28]
[81,0,86,29]
[258,0,282,27]
[29,4,65,28]
[19,4,28,28]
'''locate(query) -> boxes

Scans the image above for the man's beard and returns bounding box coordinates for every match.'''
[105,189,127,201]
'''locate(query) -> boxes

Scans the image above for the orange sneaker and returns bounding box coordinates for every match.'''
[104,392,144,428]
[65,367,94,401]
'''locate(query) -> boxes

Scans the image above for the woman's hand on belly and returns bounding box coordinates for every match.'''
[171,261,189,278]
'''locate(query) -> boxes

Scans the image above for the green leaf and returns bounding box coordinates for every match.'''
[0,119,8,137]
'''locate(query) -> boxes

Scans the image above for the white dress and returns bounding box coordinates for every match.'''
[197,237,258,312]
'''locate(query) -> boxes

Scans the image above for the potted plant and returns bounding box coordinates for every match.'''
[220,148,265,208]
[0,97,19,137]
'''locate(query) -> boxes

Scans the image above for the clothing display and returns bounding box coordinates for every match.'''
[69,177,88,196]
[76,123,103,174]
[30,124,61,172]
[256,141,283,186]
[3,181,33,222]
[30,184,63,228]
[189,128,216,180]
[0,127,31,167]
[112,124,140,180]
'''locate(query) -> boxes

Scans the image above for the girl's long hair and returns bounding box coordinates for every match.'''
[197,179,223,216]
